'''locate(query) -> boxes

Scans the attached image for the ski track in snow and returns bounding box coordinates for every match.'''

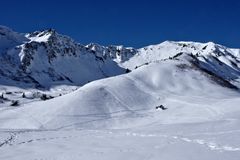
[124,132,240,152]
[0,132,17,147]
[178,137,240,152]
[1,130,240,153]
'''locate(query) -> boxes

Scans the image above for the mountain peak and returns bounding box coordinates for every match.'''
[26,28,57,43]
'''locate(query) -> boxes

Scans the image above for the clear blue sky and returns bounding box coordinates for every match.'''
[1,0,240,48]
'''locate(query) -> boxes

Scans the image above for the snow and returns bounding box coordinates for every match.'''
[0,128,240,160]
[0,26,240,159]
[28,32,51,42]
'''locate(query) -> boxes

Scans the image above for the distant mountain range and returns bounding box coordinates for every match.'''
[0,25,240,90]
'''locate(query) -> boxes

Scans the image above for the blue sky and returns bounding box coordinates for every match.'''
[1,0,240,48]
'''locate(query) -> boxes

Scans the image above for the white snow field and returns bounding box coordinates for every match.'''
[0,26,240,159]
[1,60,240,160]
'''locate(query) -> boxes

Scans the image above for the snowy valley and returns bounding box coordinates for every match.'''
[0,25,240,160]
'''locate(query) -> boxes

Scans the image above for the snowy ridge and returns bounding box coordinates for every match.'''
[122,41,240,88]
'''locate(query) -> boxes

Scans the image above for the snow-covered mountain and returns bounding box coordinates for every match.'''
[122,41,240,88]
[1,26,240,160]
[0,26,240,90]
[0,26,136,88]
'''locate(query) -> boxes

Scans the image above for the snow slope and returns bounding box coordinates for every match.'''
[0,56,239,130]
